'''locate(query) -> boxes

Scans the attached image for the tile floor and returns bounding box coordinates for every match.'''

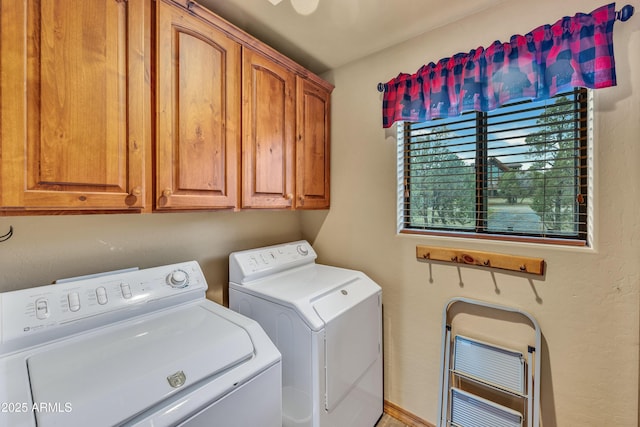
[376,413,409,427]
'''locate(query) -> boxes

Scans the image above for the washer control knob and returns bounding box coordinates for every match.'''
[35,298,50,319]
[96,287,108,305]
[296,244,309,256]
[68,292,81,312]
[120,283,132,299]
[168,270,189,288]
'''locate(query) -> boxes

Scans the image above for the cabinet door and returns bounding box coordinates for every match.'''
[155,0,240,210]
[295,78,330,209]
[0,0,147,211]
[241,49,296,209]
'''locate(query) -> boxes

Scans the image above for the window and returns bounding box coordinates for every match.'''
[398,88,590,245]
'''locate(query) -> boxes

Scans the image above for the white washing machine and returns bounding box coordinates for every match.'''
[229,240,383,427]
[0,261,282,427]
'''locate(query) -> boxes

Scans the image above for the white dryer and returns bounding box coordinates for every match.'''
[229,241,383,427]
[0,261,281,427]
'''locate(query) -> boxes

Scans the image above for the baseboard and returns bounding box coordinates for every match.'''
[383,400,435,427]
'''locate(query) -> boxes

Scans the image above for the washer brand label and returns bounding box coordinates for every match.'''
[167,371,186,388]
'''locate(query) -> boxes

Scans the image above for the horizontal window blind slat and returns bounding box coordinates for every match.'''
[401,88,588,242]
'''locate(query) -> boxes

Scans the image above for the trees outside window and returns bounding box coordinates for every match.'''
[400,88,588,244]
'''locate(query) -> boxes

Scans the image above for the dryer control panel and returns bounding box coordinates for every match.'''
[0,261,207,352]
[229,240,317,283]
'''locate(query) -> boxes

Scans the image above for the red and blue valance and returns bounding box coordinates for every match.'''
[380,3,633,128]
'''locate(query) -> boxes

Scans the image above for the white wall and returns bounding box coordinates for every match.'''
[0,211,302,304]
[304,0,640,425]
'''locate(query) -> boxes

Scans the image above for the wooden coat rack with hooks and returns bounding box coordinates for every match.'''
[416,245,545,275]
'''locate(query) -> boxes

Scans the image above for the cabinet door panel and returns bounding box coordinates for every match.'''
[254,68,286,194]
[37,1,123,188]
[156,1,240,210]
[242,49,295,208]
[296,78,330,209]
[176,32,225,192]
[1,0,147,210]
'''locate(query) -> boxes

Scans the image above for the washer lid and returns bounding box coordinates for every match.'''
[27,304,254,427]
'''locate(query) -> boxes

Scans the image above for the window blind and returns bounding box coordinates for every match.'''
[400,88,589,243]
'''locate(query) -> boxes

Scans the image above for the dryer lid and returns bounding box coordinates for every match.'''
[27,304,254,427]
[231,264,381,331]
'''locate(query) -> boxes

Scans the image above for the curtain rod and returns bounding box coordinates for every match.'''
[376,4,635,93]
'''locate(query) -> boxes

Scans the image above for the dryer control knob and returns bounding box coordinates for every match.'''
[296,244,309,256]
[168,270,189,288]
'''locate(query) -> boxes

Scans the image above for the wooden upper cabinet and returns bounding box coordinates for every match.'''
[241,48,296,209]
[1,0,330,214]
[155,0,240,210]
[0,0,148,211]
[295,77,331,209]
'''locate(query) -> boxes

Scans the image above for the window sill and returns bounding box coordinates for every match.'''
[399,229,587,247]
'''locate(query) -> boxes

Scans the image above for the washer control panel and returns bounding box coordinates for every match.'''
[0,261,206,347]
[229,240,317,283]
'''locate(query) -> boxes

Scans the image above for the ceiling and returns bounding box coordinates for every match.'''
[198,0,507,75]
